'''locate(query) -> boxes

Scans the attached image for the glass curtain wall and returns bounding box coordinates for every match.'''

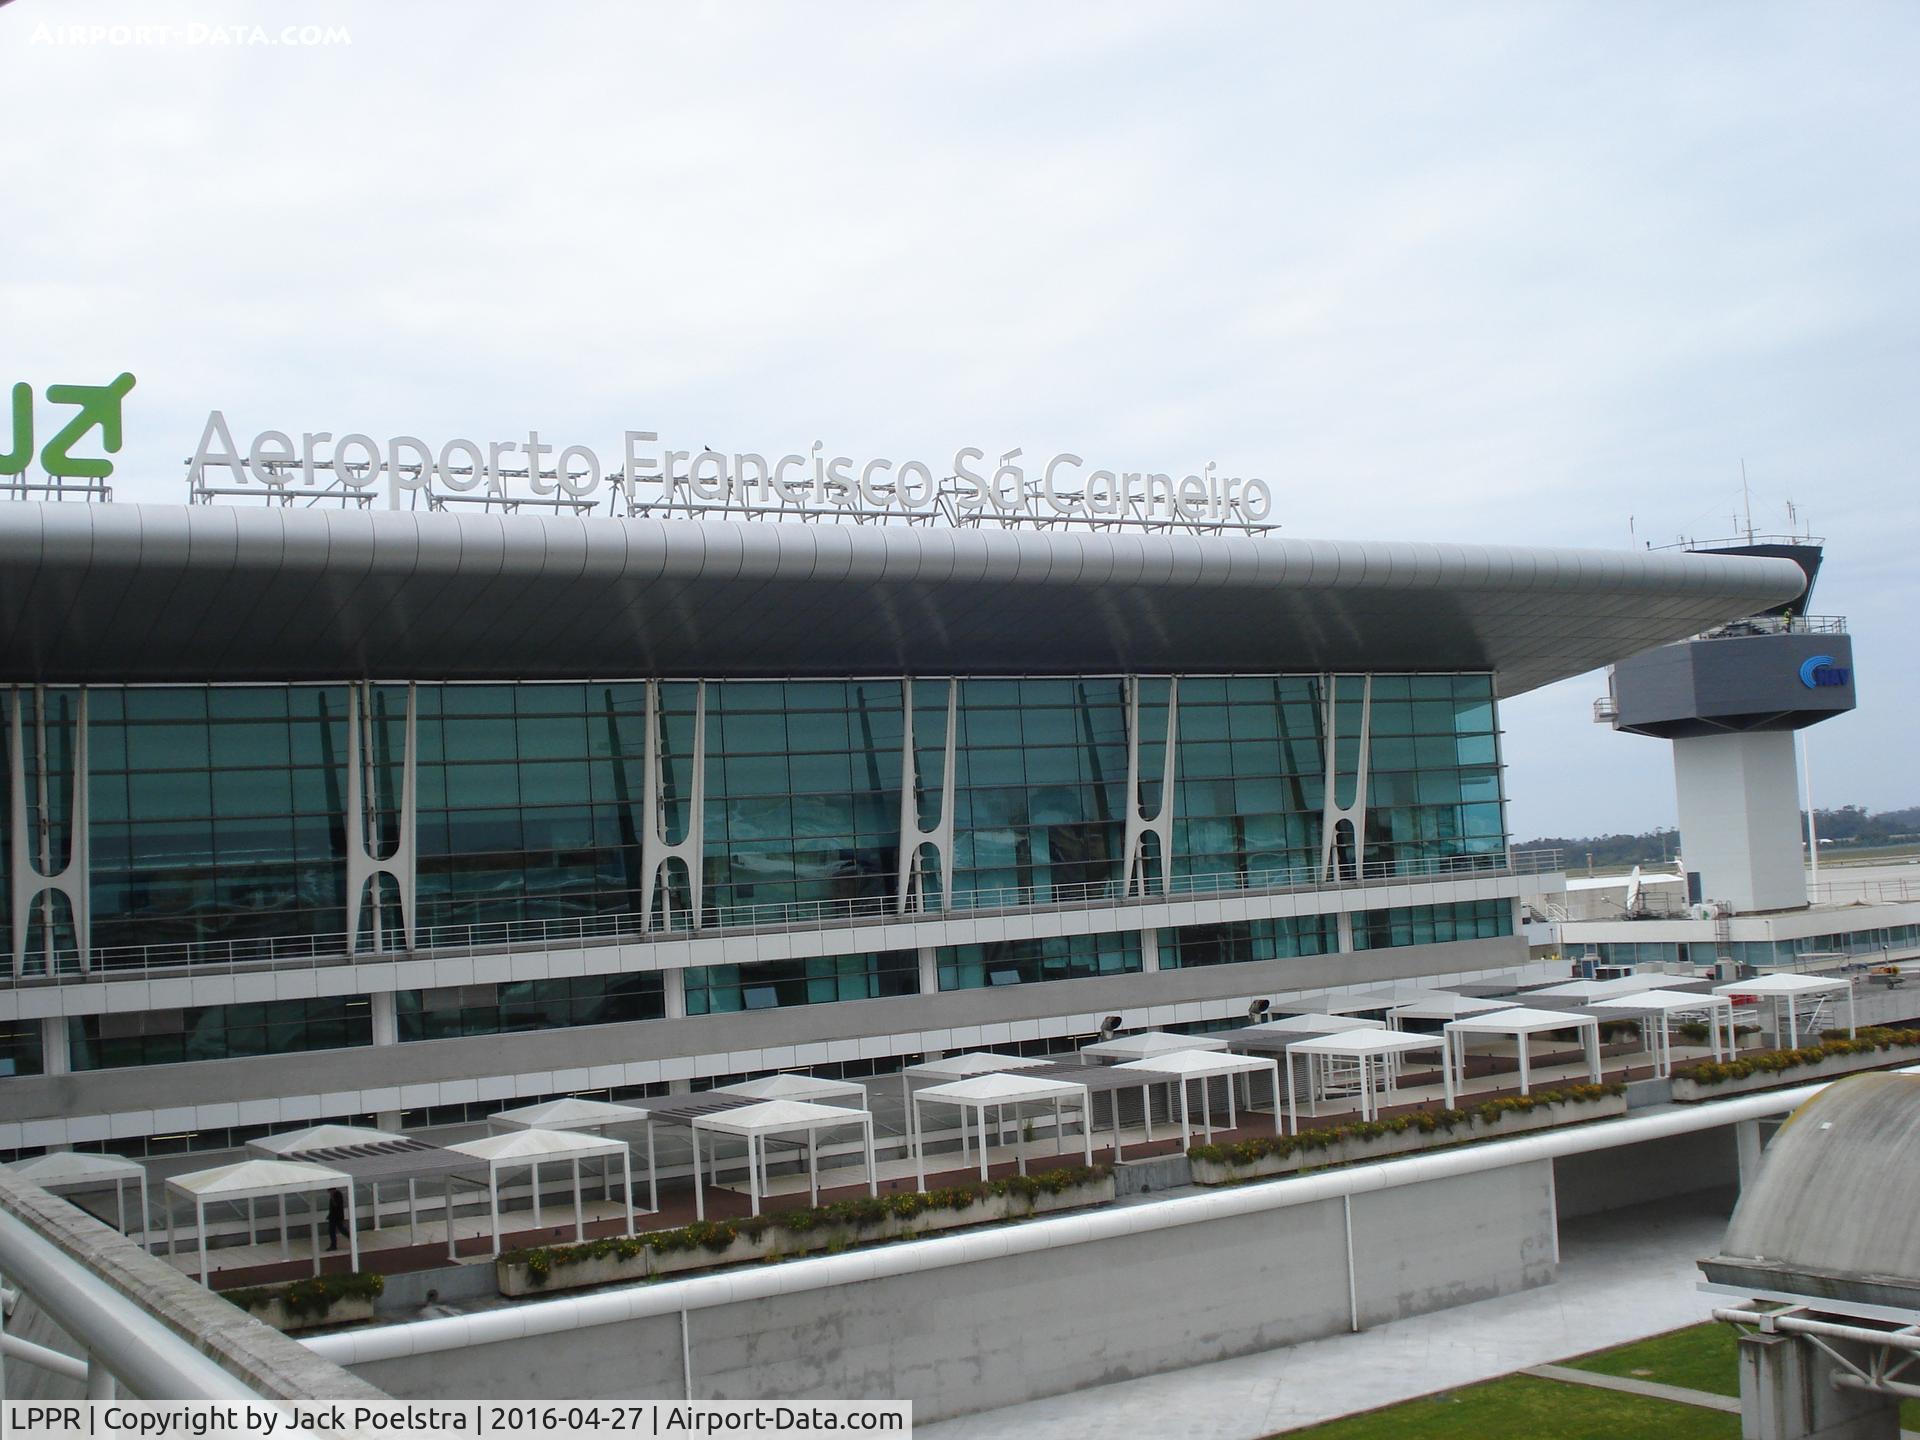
[41,674,1508,958]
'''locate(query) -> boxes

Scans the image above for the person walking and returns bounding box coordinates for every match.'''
[326,1187,348,1253]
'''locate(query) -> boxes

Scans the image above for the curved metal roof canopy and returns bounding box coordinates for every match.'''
[0,504,1806,694]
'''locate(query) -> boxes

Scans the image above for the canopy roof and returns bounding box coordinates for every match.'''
[1080,1030,1230,1060]
[1389,994,1518,1021]
[915,1072,1091,1106]
[691,1099,871,1137]
[1243,1013,1380,1036]
[488,1097,651,1131]
[1444,1006,1602,1037]
[249,1123,406,1156]
[1532,973,1682,1001]
[711,1073,870,1105]
[1287,1027,1450,1059]
[1589,989,1734,1015]
[1114,1049,1275,1080]
[446,1128,628,1166]
[6,1151,144,1190]
[905,1051,1056,1079]
[1715,974,1854,998]
[0,505,1803,695]
[167,1158,349,1204]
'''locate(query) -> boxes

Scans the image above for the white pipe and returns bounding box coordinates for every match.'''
[1,1331,90,1382]
[0,1209,258,1399]
[307,1075,1850,1368]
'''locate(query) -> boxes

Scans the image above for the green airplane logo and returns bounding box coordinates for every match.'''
[0,372,137,479]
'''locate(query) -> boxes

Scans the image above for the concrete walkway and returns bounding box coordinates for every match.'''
[922,1191,1736,1440]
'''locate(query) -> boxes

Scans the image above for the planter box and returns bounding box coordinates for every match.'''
[1670,1048,1919,1103]
[499,1175,1117,1297]
[1191,1095,1630,1186]
[239,1296,377,1333]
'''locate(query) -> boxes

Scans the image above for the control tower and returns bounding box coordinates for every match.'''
[1599,537,1855,913]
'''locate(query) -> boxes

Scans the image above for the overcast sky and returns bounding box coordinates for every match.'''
[5,1,1915,841]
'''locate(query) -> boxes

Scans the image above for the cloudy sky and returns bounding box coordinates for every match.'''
[5,1,1915,841]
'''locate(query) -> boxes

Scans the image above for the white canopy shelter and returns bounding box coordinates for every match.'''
[1113,1049,1282,1147]
[1531,973,1680,1002]
[1715,973,1856,1045]
[1444,1007,1603,1098]
[1282,1029,1455,1132]
[6,1152,150,1246]
[445,1128,635,1256]
[1241,1013,1380,1037]
[1079,1030,1230,1062]
[712,1072,871,1105]
[690,1100,877,1219]
[247,1124,404,1156]
[1588,990,1736,1076]
[487,1096,656,1216]
[901,1052,1056,1151]
[165,1158,355,1284]
[911,1072,1093,1188]
[1388,994,1519,1025]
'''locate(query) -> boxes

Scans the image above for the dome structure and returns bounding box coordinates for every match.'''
[1702,1072,1920,1312]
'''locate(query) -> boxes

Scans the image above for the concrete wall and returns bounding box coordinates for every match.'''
[351,1161,1556,1421]
[1673,729,1808,913]
[1553,1126,1740,1220]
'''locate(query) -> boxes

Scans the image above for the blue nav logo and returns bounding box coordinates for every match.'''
[1799,654,1850,689]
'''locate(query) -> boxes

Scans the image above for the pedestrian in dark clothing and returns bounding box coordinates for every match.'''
[326,1188,347,1253]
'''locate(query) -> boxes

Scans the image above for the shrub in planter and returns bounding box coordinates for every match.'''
[504,1167,1108,1287]
[225,1271,383,1324]
[1676,1027,1920,1087]
[1188,1082,1625,1169]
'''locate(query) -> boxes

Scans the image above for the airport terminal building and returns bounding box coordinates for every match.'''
[0,501,1806,1157]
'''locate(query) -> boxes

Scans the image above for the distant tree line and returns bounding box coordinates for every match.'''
[1516,805,1920,867]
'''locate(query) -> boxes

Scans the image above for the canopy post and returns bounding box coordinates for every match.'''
[571,1159,584,1243]
[138,1172,149,1251]
[408,1178,418,1247]
[1053,1099,1062,1166]
[347,1188,359,1273]
[912,1097,926,1190]
[196,1200,208,1287]
[1518,1031,1532,1095]
[444,1177,455,1261]
[530,1159,542,1230]
[621,1148,635,1236]
[1178,1080,1191,1149]
[863,1116,877,1199]
[487,1168,501,1258]
[1584,1019,1601,1085]
[1080,1100,1092,1170]
[1849,982,1857,1038]
[647,1120,659,1214]
[976,1104,989,1181]
[279,1194,288,1260]
[116,1179,126,1240]
[309,1198,320,1276]
[747,1134,761,1217]
[1286,1057,1298,1136]
[806,1126,819,1207]
[692,1125,705,1222]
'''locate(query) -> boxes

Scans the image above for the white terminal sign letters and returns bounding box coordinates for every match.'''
[187,412,1275,525]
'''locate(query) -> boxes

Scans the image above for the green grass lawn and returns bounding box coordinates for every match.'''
[1568,1321,1920,1428]
[1276,1373,1740,1439]
[1566,1321,1741,1396]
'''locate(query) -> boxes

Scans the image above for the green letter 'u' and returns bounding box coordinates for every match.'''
[0,384,31,477]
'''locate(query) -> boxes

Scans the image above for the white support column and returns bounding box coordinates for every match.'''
[1336,910,1355,953]
[10,687,90,976]
[1320,674,1372,883]
[896,679,958,915]
[642,680,706,931]
[344,683,418,952]
[39,1016,70,1075]
[1139,927,1160,974]
[1122,677,1178,897]
[916,946,938,995]
[369,990,398,1047]
[1735,1117,1765,1189]
[662,968,688,1020]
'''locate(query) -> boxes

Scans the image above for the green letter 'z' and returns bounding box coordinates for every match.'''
[41,372,137,479]
[0,383,31,477]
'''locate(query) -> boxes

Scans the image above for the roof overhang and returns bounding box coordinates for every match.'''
[0,504,1808,695]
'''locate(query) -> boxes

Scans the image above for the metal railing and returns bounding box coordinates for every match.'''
[1697,613,1847,641]
[4,848,1562,989]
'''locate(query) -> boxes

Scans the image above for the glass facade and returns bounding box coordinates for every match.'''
[4,672,1507,967]
[936,931,1141,990]
[1351,899,1514,950]
[684,950,918,1015]
[1,1018,43,1078]
[396,973,665,1040]
[1157,915,1339,969]
[66,995,371,1071]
